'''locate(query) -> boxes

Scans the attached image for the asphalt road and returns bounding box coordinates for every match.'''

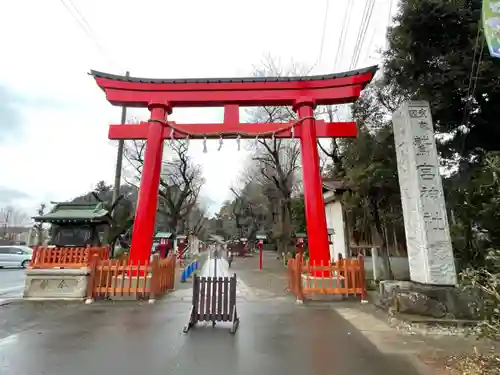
[0,269,25,301]
[0,298,425,375]
[0,257,425,375]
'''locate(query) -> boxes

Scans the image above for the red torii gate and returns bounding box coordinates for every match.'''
[91,66,377,268]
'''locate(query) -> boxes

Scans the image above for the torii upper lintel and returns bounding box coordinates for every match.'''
[90,65,378,108]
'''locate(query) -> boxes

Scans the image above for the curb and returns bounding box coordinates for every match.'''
[0,299,14,307]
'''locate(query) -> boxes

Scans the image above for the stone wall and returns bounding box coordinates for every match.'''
[364,256,410,281]
[378,280,479,320]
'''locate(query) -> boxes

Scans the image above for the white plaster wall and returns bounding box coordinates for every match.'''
[324,200,347,261]
[363,256,410,281]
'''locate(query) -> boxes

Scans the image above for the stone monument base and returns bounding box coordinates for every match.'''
[378,280,479,319]
[300,274,344,301]
[23,268,90,300]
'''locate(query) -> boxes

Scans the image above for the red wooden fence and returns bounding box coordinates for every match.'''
[87,254,176,300]
[30,247,109,268]
[287,254,367,302]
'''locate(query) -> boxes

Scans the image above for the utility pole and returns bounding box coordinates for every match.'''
[112,71,130,207]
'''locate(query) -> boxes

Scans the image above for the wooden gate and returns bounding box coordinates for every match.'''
[183,274,240,334]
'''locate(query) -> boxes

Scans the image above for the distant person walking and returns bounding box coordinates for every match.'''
[227,250,233,268]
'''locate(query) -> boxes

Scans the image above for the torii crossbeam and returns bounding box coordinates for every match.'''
[108,120,358,140]
[91,66,377,269]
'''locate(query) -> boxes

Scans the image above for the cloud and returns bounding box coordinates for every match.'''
[0,86,23,141]
[0,186,31,205]
[17,94,72,110]
[0,84,77,144]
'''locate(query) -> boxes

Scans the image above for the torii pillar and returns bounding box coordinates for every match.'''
[128,102,171,266]
[294,98,331,267]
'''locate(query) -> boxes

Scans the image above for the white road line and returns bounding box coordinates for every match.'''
[0,285,24,296]
[0,298,15,306]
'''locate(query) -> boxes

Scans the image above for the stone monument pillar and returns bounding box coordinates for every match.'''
[392,101,457,286]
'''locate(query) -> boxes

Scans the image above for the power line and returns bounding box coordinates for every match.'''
[349,0,371,70]
[371,0,397,81]
[327,0,354,123]
[387,0,394,26]
[360,23,377,66]
[357,0,376,68]
[66,0,94,35]
[334,0,354,71]
[461,25,482,129]
[335,0,375,122]
[350,0,376,70]
[309,0,331,73]
[460,26,485,158]
[58,0,122,71]
[58,0,102,53]
[317,0,330,66]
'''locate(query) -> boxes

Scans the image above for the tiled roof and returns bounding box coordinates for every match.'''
[322,179,346,192]
[154,232,172,239]
[90,65,378,84]
[33,203,110,222]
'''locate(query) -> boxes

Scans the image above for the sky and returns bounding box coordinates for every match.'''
[0,0,395,221]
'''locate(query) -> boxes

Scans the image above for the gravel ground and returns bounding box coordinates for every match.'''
[388,316,478,337]
[375,302,500,374]
[419,348,500,375]
[229,250,289,297]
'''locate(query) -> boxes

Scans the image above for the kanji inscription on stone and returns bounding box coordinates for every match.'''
[58,280,68,289]
[408,108,428,118]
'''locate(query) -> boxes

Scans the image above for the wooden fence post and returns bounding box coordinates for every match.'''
[294,254,304,304]
[149,255,160,303]
[85,254,99,304]
[168,253,176,290]
[30,247,38,267]
[358,254,368,303]
[86,248,97,266]
[120,252,129,265]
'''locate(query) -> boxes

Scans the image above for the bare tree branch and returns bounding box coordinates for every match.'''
[122,138,205,237]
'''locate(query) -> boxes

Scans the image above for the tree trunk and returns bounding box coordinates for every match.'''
[370,198,394,280]
[35,227,44,246]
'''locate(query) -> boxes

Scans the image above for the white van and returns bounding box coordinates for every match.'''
[0,246,33,268]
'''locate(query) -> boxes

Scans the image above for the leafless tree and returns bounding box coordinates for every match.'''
[316,106,345,177]
[229,177,269,241]
[247,56,304,254]
[0,206,29,227]
[184,203,208,237]
[123,139,205,242]
[158,141,204,235]
[0,205,30,240]
[32,203,47,245]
